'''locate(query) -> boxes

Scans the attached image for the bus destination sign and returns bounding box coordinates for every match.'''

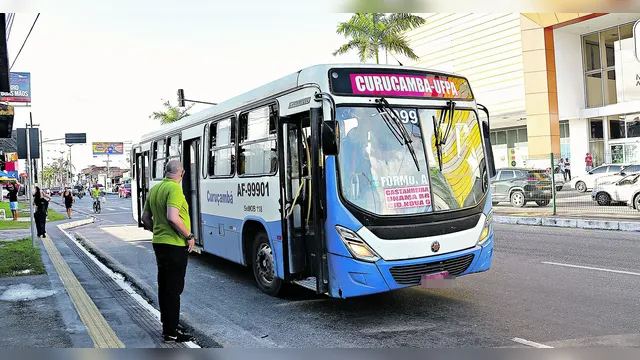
[328,68,473,100]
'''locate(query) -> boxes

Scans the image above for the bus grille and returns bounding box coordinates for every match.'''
[389,254,475,285]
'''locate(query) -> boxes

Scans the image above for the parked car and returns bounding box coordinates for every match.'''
[570,164,627,193]
[490,168,553,207]
[591,173,640,206]
[50,186,62,196]
[545,166,565,192]
[592,164,640,189]
[118,183,131,198]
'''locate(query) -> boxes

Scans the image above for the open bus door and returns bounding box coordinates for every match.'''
[278,106,328,294]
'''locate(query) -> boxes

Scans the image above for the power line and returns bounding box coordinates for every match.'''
[9,13,39,71]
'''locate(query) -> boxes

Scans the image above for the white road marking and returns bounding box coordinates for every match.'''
[542,261,640,276]
[94,212,131,216]
[511,337,553,348]
[119,207,129,210]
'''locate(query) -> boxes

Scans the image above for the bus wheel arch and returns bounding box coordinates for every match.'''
[242,220,283,296]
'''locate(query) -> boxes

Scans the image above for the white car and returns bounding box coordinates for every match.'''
[591,173,640,206]
[571,164,627,193]
[593,164,640,188]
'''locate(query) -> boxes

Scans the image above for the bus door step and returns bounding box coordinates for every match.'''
[293,277,317,291]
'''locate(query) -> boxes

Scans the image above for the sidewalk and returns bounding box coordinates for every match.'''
[494,206,640,232]
[0,234,92,348]
[0,203,198,348]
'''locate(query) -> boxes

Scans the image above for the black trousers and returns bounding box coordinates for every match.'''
[153,243,188,335]
[35,210,47,237]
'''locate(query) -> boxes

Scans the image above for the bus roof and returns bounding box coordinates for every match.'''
[138,63,471,144]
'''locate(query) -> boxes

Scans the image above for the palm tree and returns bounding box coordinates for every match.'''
[332,13,426,64]
[149,99,195,125]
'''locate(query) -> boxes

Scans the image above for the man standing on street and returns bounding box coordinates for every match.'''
[141,159,196,343]
[7,182,18,221]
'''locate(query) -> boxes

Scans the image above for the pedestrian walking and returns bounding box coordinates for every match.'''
[564,158,571,180]
[585,152,593,172]
[34,186,50,238]
[63,187,75,219]
[140,159,195,343]
[6,182,19,221]
[558,158,566,181]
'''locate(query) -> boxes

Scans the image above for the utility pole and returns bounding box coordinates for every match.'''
[26,113,40,247]
[39,129,43,185]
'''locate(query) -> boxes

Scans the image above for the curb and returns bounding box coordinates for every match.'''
[494,215,640,232]
[58,220,215,348]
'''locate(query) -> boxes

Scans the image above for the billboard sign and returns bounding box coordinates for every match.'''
[5,152,17,162]
[92,142,123,155]
[0,72,31,103]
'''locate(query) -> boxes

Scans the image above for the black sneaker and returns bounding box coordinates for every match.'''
[163,329,194,343]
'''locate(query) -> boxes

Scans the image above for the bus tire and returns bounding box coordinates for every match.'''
[252,231,282,297]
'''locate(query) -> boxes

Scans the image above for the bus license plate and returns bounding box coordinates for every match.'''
[420,271,455,288]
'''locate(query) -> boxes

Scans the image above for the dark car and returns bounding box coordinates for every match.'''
[72,185,85,197]
[50,187,62,196]
[490,168,553,207]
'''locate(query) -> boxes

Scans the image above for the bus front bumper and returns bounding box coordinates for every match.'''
[327,234,494,299]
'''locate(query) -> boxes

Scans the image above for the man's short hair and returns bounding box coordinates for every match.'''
[165,159,183,176]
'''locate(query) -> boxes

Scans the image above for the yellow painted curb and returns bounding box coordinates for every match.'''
[41,234,125,348]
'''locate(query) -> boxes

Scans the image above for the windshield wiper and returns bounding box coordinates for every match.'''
[374,98,420,171]
[432,100,456,171]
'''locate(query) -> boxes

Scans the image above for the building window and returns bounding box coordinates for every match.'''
[238,105,278,176]
[609,118,626,139]
[590,119,604,139]
[626,115,640,138]
[209,117,236,177]
[490,127,527,147]
[582,22,637,108]
[560,121,571,160]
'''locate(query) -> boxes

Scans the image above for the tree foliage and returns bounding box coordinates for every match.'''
[149,99,195,125]
[332,13,426,64]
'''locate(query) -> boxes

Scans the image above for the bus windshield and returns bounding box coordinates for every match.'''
[336,106,487,216]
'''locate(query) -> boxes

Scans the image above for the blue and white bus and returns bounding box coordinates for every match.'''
[131,64,497,299]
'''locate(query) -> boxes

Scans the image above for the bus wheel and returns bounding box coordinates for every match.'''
[252,231,282,296]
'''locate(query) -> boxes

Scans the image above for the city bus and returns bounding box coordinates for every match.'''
[131,64,497,299]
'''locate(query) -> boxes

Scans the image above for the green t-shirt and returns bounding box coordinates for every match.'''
[92,188,100,198]
[143,178,191,247]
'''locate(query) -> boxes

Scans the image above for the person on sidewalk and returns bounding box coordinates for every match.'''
[62,187,74,219]
[564,158,571,181]
[585,152,593,172]
[140,160,196,343]
[34,186,51,238]
[6,183,19,221]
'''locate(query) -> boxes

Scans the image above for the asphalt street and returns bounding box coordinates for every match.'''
[65,196,640,348]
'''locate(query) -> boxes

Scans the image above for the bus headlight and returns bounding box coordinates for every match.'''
[335,225,380,262]
[477,211,493,246]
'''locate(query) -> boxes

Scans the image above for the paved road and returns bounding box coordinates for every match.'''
[70,215,640,348]
[52,194,136,225]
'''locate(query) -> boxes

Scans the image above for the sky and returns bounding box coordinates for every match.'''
[4,5,365,173]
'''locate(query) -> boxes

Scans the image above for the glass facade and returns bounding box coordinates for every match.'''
[582,22,635,108]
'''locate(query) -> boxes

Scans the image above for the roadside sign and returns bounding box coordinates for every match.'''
[92,142,123,155]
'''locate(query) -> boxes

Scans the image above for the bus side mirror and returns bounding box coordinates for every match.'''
[322,120,340,156]
[478,104,496,178]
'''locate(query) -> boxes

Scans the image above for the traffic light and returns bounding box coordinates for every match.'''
[177,89,185,107]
